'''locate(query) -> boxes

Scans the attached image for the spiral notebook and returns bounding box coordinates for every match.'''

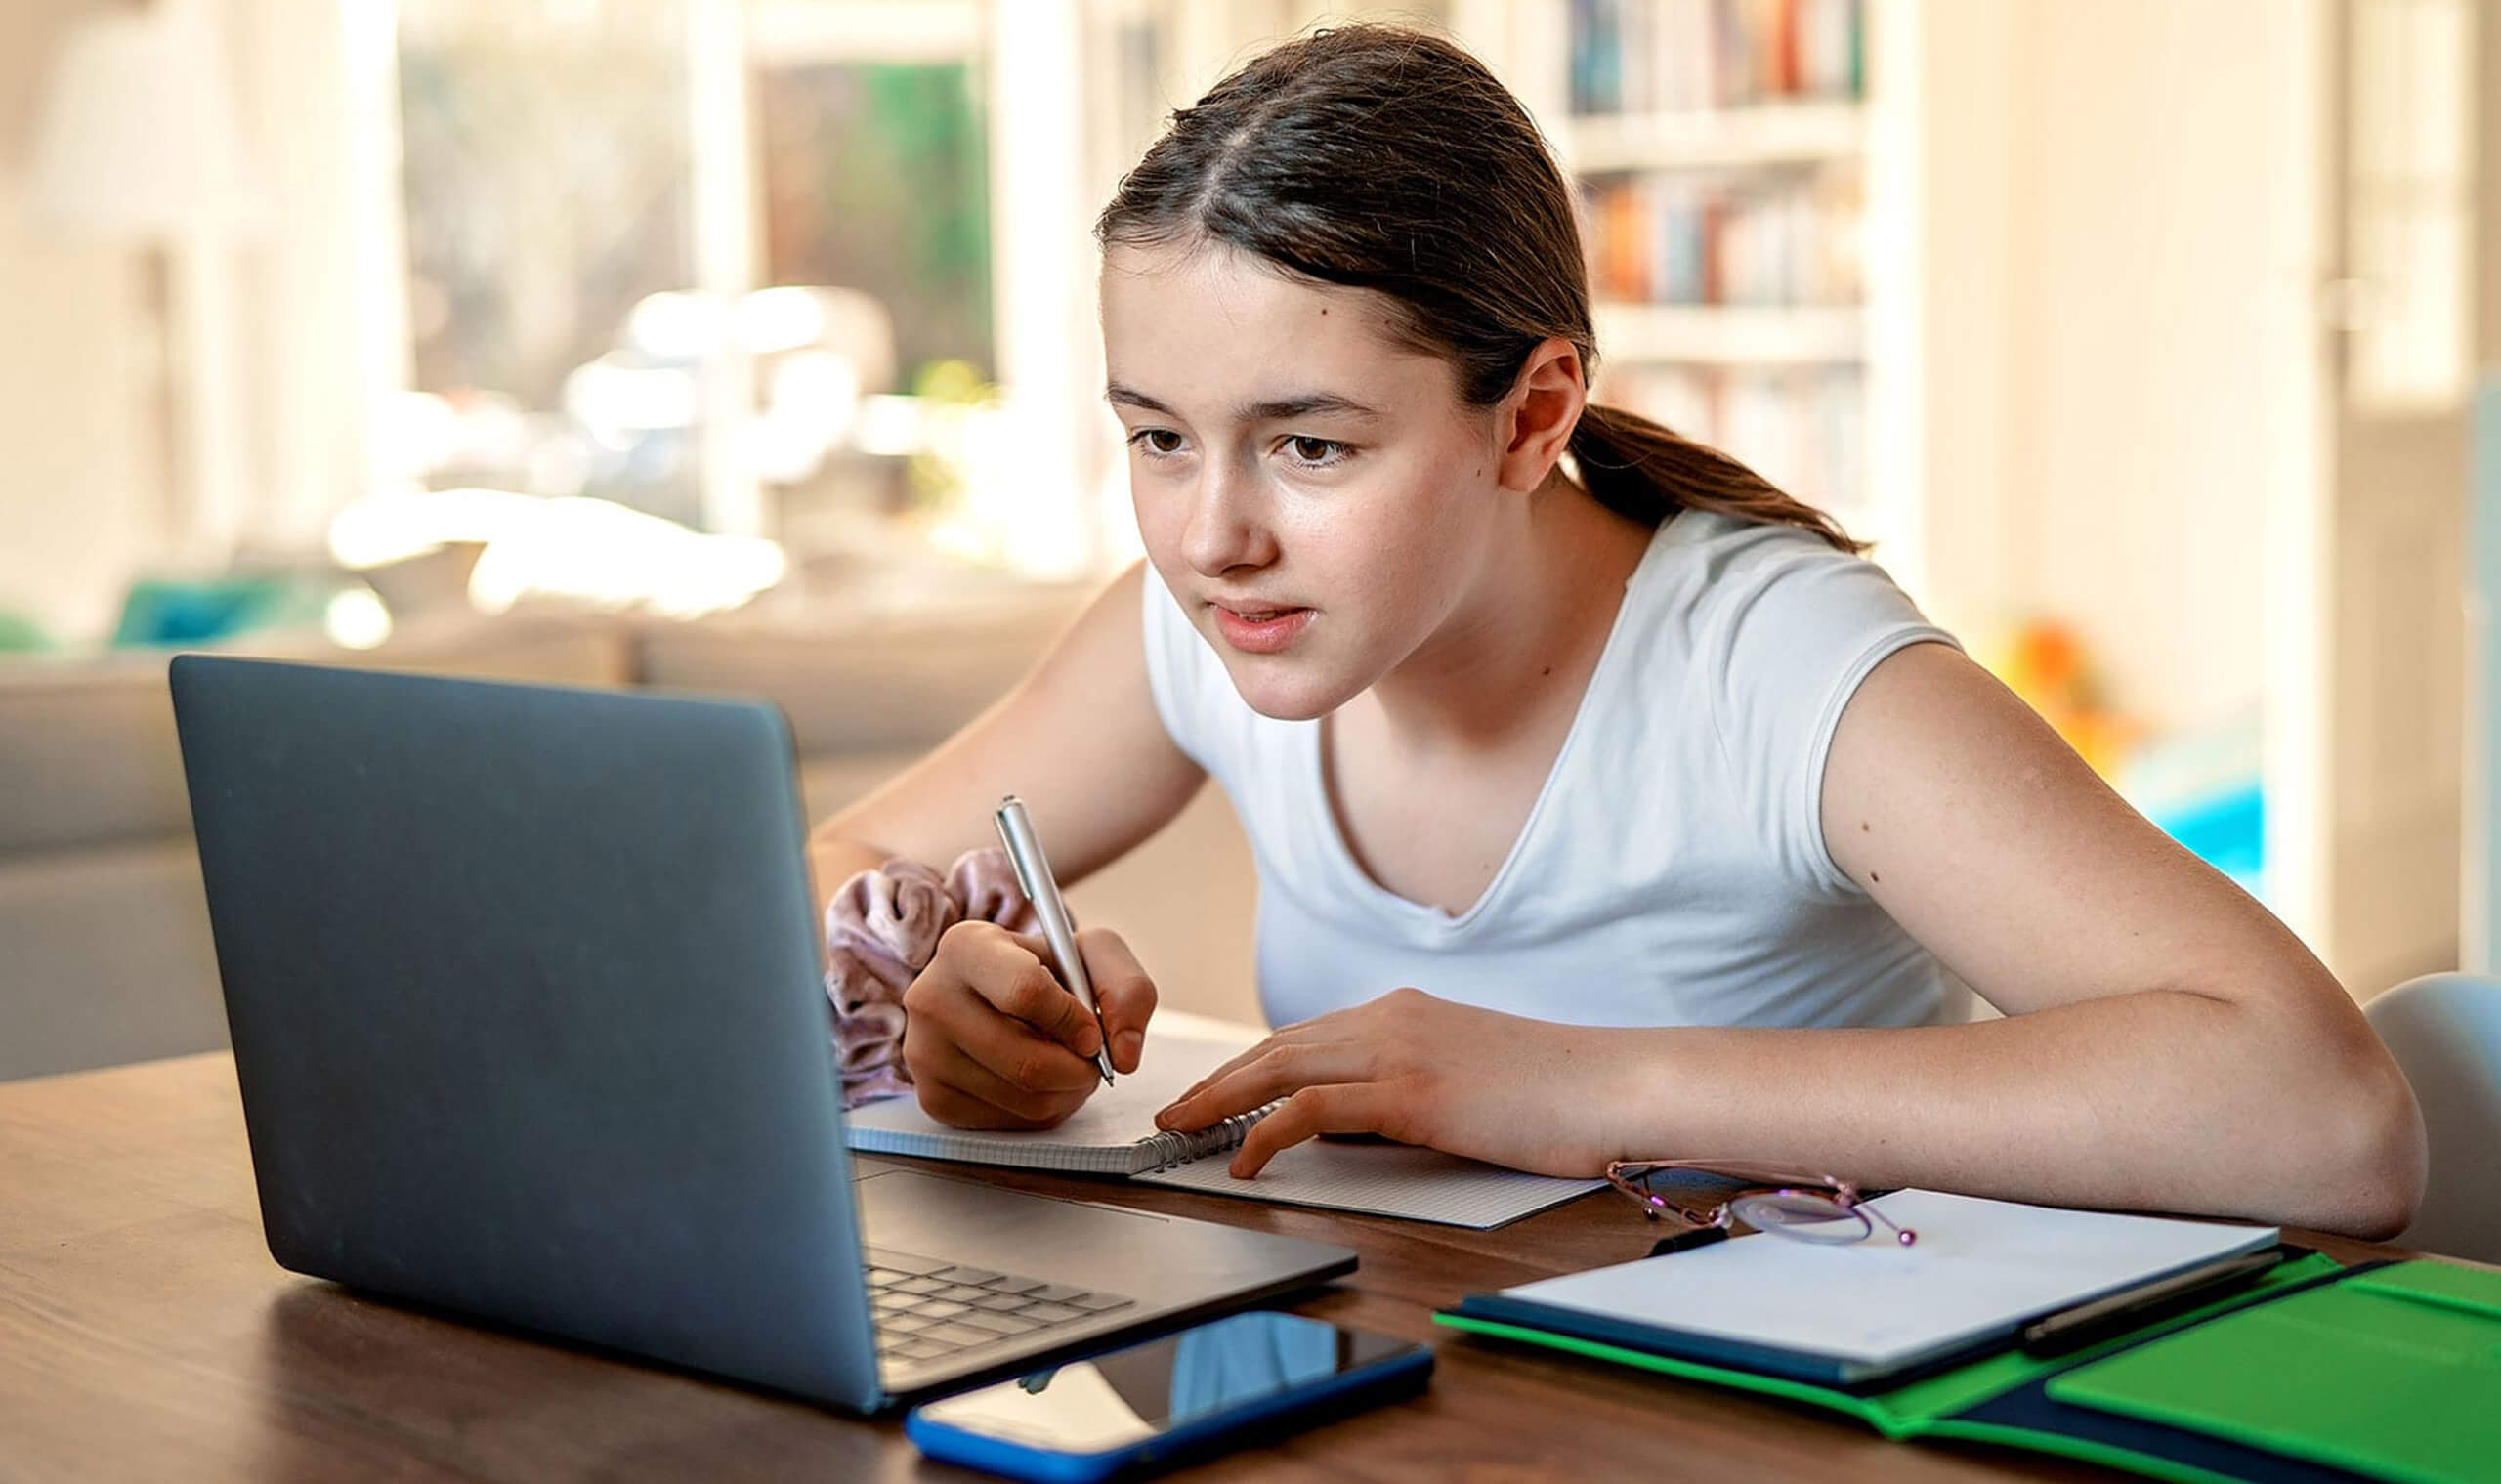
[842,1029,1600,1229]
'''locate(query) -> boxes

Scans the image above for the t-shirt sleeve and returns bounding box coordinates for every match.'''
[1696,525,1960,899]
[1136,558,1220,771]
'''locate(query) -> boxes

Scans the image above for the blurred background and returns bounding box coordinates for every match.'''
[1,0,2495,1078]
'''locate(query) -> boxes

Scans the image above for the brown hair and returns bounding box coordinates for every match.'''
[1095,23,1860,553]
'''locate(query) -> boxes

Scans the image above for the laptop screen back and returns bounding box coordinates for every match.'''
[170,657,880,1409]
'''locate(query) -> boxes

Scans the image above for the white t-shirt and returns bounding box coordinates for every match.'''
[1139,509,1961,1032]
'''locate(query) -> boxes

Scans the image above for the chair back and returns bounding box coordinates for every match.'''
[2366,973,2501,1264]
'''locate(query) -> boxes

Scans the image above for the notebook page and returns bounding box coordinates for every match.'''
[843,1032,1252,1174]
[1136,1139,1604,1229]
[1503,1189,2278,1376]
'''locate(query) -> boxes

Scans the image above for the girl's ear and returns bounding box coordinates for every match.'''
[1495,338,1588,493]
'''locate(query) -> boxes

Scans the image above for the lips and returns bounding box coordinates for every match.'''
[1208,601,1314,655]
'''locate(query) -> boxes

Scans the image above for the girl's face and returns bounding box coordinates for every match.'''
[1102,239,1508,721]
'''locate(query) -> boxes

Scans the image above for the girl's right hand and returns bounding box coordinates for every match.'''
[899,920,1159,1129]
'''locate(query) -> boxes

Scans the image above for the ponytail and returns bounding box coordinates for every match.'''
[1566,402,1864,554]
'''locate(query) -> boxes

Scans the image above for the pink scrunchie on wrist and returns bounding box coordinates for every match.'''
[826,848,1038,1107]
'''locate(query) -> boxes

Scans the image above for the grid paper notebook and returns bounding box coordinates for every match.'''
[842,1030,1600,1229]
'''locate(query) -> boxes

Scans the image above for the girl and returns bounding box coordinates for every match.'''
[810,25,2422,1239]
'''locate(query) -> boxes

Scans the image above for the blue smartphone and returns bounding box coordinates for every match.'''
[904,1310,1432,1482]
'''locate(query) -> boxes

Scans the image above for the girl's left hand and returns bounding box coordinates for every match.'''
[1152,987,1621,1178]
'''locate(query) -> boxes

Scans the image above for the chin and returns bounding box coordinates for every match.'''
[1216,657,1351,723]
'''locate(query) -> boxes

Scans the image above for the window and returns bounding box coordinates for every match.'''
[387,0,1055,589]
[396,0,702,523]
[2344,0,2476,412]
[373,0,1501,595]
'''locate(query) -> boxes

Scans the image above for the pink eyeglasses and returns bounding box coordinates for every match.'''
[1604,1159,1918,1247]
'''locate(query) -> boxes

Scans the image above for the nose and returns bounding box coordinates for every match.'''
[1179,454,1278,579]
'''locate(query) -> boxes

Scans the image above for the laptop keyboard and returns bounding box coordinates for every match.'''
[864,1247,1134,1368]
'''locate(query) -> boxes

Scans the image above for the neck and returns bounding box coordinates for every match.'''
[1361,475,1654,754]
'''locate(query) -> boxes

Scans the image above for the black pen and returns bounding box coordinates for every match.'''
[1648,1226,1731,1257]
[2017,1248,2285,1357]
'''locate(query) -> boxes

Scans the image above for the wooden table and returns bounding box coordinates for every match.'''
[0,1054,2410,1482]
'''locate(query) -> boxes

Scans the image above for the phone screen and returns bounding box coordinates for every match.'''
[911,1311,1416,1455]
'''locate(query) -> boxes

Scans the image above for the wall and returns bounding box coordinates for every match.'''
[0,0,382,645]
[0,0,171,644]
[1880,0,2019,641]
[229,0,399,553]
[2003,0,2306,736]
[0,0,2318,718]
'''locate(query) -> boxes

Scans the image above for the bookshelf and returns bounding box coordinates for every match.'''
[1453,0,2501,993]
[1485,0,1896,556]
[1590,302,1862,364]
[1561,99,1864,173]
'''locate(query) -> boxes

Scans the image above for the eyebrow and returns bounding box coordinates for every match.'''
[1105,383,1382,424]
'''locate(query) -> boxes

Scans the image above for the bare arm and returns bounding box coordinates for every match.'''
[1161,643,2425,1238]
[1596,642,2424,1235]
[814,563,1213,1127]
[808,561,1206,903]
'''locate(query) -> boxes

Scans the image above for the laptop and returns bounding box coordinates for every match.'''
[167,655,1353,1413]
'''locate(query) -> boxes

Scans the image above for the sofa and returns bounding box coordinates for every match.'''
[0,587,1262,1082]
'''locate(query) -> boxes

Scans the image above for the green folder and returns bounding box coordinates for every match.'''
[1439,1255,2501,1484]
[2046,1263,2501,1483]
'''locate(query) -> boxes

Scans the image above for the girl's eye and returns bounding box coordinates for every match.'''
[1128,428,1187,456]
[1283,436,1351,467]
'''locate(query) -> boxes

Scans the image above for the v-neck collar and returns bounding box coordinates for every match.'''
[1303,515,1687,935]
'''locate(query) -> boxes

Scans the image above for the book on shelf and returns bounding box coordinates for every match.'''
[1582,165,1861,307]
[1571,0,1863,117]
[1596,363,1865,523]
[1564,2,1879,541]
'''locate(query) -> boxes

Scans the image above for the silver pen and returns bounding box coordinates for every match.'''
[993,794,1116,1084]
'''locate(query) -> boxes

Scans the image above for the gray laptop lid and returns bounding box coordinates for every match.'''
[170,656,881,1411]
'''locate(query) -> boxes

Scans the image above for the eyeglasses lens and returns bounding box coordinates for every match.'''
[1728,1189,1872,1244]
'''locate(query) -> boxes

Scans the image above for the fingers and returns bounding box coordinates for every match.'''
[1159,1040,1281,1128]
[914,1077,1085,1131]
[1075,928,1158,1074]
[901,922,1108,1128]
[900,996,1099,1108]
[1228,1084,1396,1177]
[968,928,1102,1058]
[910,1035,1094,1127]
[1166,1040,1275,1112]
[1164,1013,1339,1110]
[947,993,1102,1093]
[1158,989,1422,1123]
[1158,1040,1370,1131]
